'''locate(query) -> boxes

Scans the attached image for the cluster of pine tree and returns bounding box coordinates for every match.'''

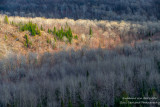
[48,26,77,44]
[20,22,41,36]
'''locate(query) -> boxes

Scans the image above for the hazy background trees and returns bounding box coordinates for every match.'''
[0,0,160,20]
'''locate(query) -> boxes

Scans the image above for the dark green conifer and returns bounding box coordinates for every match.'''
[89,27,93,36]
[61,98,65,107]
[68,99,72,107]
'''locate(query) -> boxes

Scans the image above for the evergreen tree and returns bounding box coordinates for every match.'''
[61,27,64,33]
[157,61,160,73]
[94,103,96,107]
[4,35,7,41]
[4,15,9,24]
[41,25,44,31]
[97,101,101,107]
[54,37,57,42]
[47,37,51,44]
[68,99,72,107]
[55,88,61,102]
[36,26,41,36]
[104,104,108,107]
[11,21,14,25]
[31,25,36,36]
[86,70,89,79]
[48,29,51,34]
[61,98,65,107]
[53,27,56,34]
[53,26,75,44]
[24,34,31,48]
[89,27,93,36]
[76,91,84,107]
[74,35,78,40]
[41,92,48,107]
[20,22,41,36]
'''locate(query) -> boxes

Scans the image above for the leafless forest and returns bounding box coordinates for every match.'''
[0,0,160,20]
[0,0,160,107]
[0,41,160,107]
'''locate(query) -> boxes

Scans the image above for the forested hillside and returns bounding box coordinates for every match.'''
[0,0,160,107]
[0,0,160,20]
[0,41,160,107]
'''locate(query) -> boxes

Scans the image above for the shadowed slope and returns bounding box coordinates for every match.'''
[0,41,160,107]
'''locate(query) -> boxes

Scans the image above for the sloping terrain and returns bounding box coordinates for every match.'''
[0,41,160,107]
[0,15,160,107]
[0,15,160,58]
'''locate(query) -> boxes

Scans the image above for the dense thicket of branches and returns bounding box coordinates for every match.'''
[0,41,160,107]
[0,0,160,20]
